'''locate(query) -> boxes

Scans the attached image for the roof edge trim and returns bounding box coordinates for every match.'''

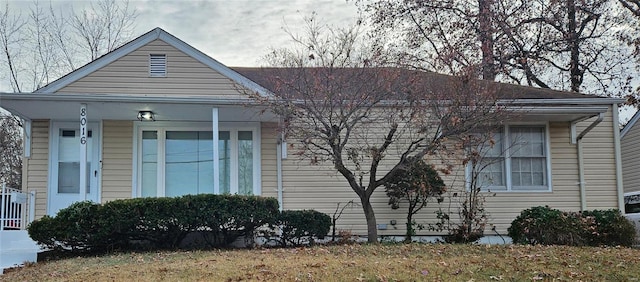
[621,110,640,138]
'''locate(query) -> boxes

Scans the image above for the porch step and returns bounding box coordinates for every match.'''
[0,230,39,274]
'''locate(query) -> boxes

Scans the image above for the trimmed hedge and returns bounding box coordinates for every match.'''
[508,206,636,247]
[272,210,331,247]
[28,194,279,252]
[581,209,637,247]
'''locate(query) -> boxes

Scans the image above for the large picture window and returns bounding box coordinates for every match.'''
[137,123,260,197]
[473,125,550,192]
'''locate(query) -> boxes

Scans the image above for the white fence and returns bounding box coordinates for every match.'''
[0,184,35,230]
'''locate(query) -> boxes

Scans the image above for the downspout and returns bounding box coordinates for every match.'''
[612,104,625,212]
[22,119,32,191]
[276,134,284,211]
[571,112,604,211]
[577,139,587,211]
[23,119,31,158]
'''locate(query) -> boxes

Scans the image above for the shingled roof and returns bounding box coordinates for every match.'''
[232,67,602,100]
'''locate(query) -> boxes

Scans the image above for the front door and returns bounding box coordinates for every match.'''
[48,122,100,215]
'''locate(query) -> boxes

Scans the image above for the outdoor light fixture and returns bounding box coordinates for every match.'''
[137,111,155,121]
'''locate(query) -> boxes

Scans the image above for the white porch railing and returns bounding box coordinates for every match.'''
[1,184,36,230]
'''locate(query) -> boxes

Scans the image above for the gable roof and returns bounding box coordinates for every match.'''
[35,27,270,96]
[621,109,640,138]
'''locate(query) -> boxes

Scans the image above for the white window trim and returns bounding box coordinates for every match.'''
[132,121,261,197]
[48,121,102,213]
[466,122,552,193]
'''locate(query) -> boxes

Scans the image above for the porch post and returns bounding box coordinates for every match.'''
[79,104,88,201]
[212,108,219,194]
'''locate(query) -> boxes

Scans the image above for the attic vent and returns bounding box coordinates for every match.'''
[149,54,167,77]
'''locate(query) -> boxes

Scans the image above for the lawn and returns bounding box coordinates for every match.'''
[3,244,640,281]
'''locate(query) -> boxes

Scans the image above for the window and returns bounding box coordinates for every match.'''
[57,129,93,193]
[149,54,167,77]
[137,123,260,197]
[472,125,550,192]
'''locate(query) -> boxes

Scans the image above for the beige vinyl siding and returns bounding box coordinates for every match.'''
[260,123,278,199]
[279,107,621,236]
[101,120,133,202]
[622,117,640,193]
[27,120,50,220]
[581,110,619,209]
[57,39,250,99]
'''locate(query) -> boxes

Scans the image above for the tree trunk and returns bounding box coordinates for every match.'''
[478,0,496,80]
[359,195,378,243]
[405,211,413,243]
[567,0,582,92]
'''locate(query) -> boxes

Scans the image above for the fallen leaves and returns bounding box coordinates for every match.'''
[2,244,640,281]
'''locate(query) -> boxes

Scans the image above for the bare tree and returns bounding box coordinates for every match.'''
[0,0,138,92]
[360,0,634,97]
[620,0,640,16]
[245,16,509,242]
[0,114,22,188]
[71,0,137,61]
[619,0,640,106]
[0,2,25,92]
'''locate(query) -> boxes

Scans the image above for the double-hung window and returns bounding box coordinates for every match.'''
[137,123,260,197]
[473,125,550,192]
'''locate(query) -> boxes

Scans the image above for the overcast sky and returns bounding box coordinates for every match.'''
[131,0,360,66]
[55,0,359,67]
[18,0,359,65]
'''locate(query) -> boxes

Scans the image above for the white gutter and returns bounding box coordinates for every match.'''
[571,112,604,211]
[0,92,257,105]
[503,98,625,105]
[276,135,284,211]
[612,104,625,212]
[512,106,610,116]
[2,92,624,106]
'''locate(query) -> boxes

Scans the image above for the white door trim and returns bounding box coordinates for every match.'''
[47,121,102,215]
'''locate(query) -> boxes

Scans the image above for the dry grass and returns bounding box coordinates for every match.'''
[3,244,640,281]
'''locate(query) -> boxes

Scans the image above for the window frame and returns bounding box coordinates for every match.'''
[466,123,552,192]
[133,121,261,197]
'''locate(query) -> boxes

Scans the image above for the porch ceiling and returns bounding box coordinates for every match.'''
[0,96,278,122]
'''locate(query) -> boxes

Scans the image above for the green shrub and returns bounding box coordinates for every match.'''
[179,194,280,247]
[508,206,636,247]
[385,160,446,243]
[267,210,331,247]
[27,194,279,253]
[27,215,63,251]
[28,201,120,252]
[581,209,636,247]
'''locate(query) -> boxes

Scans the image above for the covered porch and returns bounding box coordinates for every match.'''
[0,93,282,218]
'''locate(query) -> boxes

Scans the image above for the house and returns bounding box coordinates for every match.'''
[0,28,625,248]
[620,110,640,214]
[622,111,640,195]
